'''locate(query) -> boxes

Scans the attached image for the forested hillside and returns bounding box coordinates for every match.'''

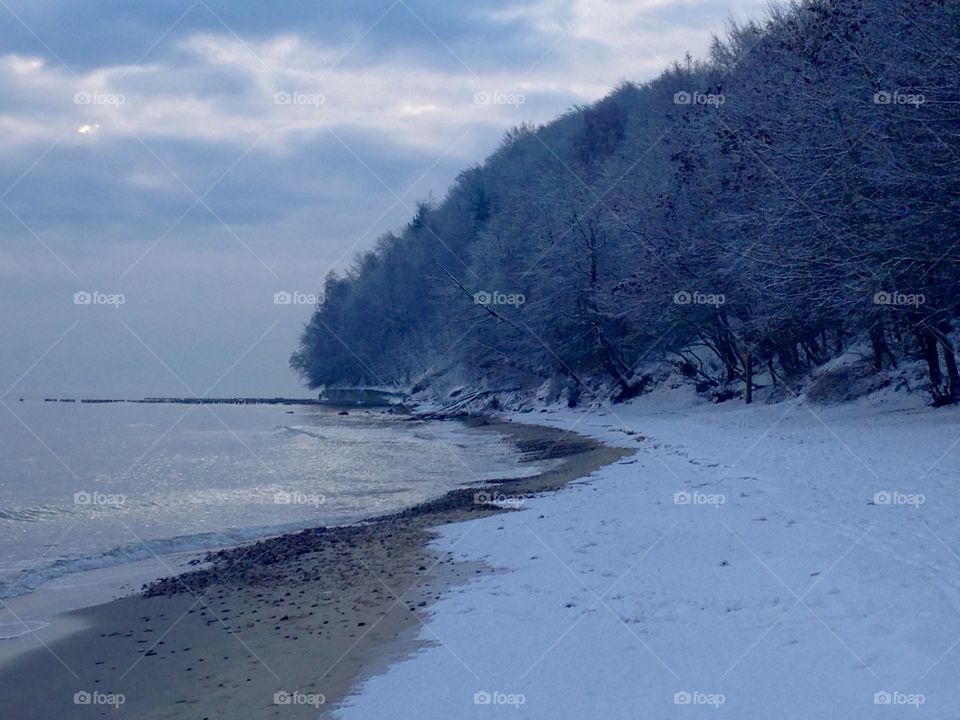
[292,0,960,406]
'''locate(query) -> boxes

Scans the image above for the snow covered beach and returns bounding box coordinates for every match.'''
[0,418,623,719]
[338,393,960,719]
[4,393,958,719]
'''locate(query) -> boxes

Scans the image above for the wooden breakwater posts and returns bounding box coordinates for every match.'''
[41,390,408,408]
[44,397,324,405]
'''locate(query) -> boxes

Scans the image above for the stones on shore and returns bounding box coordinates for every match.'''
[110,421,617,716]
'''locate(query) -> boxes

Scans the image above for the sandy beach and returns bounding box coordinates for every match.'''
[0,417,628,719]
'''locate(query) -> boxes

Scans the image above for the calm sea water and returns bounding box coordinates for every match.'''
[0,402,535,608]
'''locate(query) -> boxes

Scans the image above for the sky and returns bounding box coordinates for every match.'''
[0,0,769,398]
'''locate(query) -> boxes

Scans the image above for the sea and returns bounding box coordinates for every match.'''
[0,400,538,641]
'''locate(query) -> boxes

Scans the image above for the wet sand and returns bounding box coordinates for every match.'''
[0,418,629,719]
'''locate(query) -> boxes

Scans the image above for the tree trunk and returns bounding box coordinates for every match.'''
[919,329,943,398]
[930,323,960,403]
[870,324,896,371]
[743,352,753,404]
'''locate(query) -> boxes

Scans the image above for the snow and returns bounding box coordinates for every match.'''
[336,391,960,719]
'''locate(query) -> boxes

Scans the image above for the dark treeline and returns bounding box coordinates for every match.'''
[293,0,960,406]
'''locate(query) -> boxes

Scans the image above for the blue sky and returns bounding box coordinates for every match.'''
[0,0,768,396]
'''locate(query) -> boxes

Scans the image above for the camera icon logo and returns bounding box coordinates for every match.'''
[74,291,92,305]
[474,691,492,705]
[673,91,692,105]
[673,290,692,305]
[74,691,92,705]
[274,291,292,305]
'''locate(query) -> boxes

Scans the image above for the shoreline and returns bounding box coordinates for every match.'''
[0,406,535,662]
[0,416,630,719]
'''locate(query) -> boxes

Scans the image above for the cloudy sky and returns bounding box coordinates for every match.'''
[0,0,768,398]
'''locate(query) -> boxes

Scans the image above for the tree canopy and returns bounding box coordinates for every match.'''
[292,0,960,406]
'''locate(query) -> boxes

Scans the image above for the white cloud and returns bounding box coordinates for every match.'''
[0,0,778,394]
[0,0,770,158]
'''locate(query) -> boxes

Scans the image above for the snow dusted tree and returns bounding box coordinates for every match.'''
[293,0,960,405]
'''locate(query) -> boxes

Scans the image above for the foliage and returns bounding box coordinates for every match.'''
[292,0,960,404]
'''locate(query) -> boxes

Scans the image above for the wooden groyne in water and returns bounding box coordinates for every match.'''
[43,397,323,405]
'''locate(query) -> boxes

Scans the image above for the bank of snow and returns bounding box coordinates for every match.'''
[336,389,960,719]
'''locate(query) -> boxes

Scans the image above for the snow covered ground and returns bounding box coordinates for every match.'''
[336,389,960,719]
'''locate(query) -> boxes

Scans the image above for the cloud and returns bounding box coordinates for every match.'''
[0,0,772,395]
[0,0,771,153]
[0,37,540,156]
